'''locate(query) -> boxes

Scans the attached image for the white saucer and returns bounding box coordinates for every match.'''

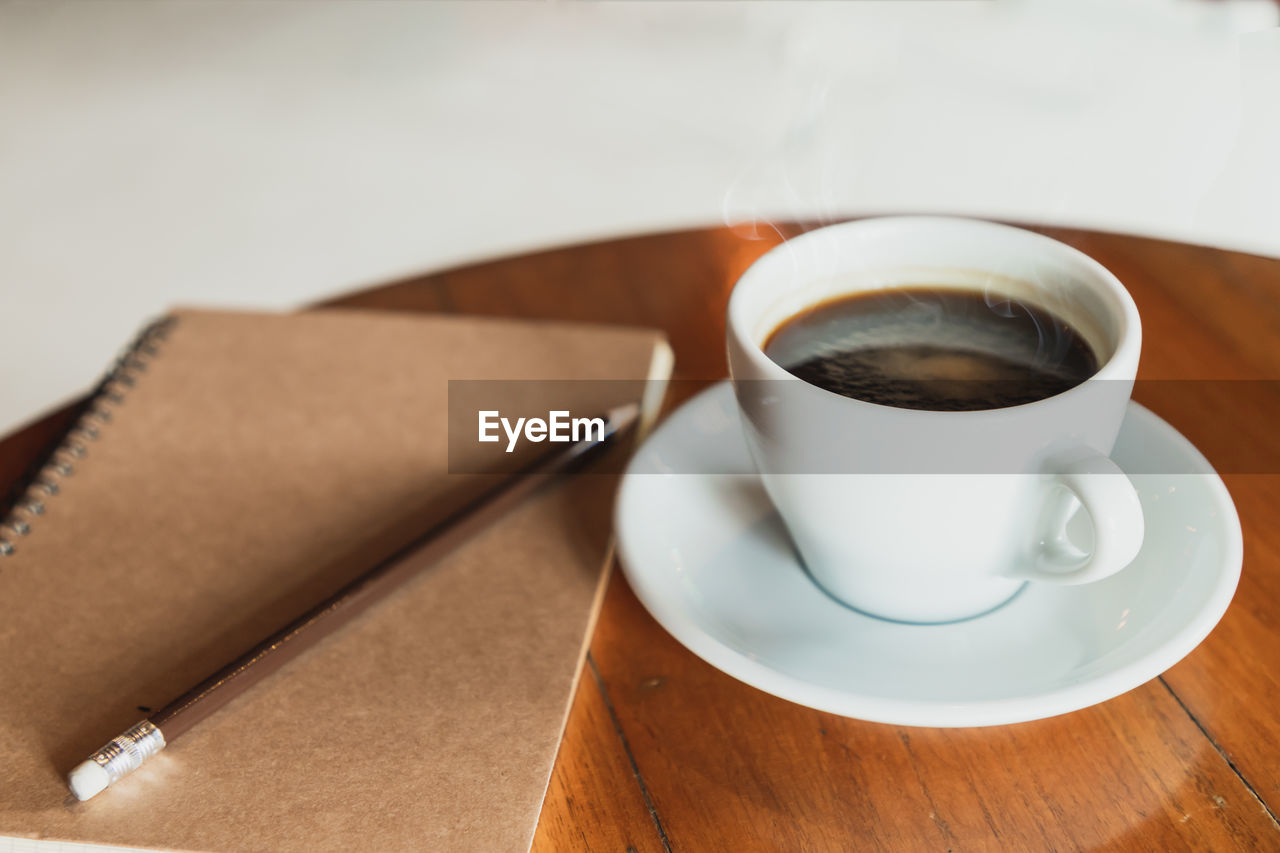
[615,382,1242,727]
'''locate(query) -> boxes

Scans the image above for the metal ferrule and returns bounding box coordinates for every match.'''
[90,720,166,786]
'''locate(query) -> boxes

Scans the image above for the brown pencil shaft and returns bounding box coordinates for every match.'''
[149,414,627,741]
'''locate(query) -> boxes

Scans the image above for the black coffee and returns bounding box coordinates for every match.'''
[763,287,1099,411]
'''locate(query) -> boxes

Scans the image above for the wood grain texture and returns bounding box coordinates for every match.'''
[591,578,1275,852]
[4,222,1278,851]
[529,595,671,853]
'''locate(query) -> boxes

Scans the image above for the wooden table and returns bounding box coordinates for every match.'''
[4,223,1278,850]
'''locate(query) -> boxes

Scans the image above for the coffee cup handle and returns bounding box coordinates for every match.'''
[1013,449,1145,585]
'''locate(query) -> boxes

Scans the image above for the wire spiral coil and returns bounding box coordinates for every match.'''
[0,316,177,559]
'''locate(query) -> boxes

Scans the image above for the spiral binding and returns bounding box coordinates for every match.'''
[0,315,178,559]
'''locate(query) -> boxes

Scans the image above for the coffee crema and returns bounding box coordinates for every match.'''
[763,287,1099,411]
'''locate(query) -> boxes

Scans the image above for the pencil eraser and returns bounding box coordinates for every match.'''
[68,761,110,801]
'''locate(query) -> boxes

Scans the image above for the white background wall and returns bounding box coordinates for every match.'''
[2,0,1278,435]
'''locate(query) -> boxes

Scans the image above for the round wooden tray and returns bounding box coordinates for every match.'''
[5,222,1278,850]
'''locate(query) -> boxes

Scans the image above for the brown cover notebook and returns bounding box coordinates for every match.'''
[0,308,672,853]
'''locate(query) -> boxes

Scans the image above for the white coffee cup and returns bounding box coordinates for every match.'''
[726,216,1144,623]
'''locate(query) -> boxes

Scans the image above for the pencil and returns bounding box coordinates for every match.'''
[67,402,639,801]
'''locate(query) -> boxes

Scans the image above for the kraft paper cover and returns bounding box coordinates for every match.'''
[0,308,671,852]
